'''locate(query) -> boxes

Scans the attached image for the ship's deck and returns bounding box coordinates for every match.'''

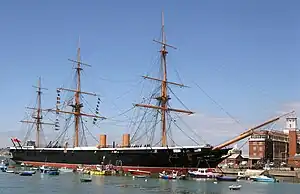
[9,145,211,151]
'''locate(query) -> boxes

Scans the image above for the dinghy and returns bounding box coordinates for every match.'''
[80,173,92,182]
[229,184,242,190]
[20,171,35,176]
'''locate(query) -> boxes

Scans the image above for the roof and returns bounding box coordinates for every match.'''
[227,154,242,159]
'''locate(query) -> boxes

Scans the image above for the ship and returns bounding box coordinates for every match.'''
[8,12,288,173]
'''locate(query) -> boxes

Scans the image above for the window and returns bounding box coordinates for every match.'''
[253,146,257,151]
[253,152,257,156]
[259,147,263,151]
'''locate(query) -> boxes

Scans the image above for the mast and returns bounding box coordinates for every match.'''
[134,12,194,147]
[74,42,81,147]
[53,40,106,147]
[21,77,55,147]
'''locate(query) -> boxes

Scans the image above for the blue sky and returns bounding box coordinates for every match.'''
[1,0,300,149]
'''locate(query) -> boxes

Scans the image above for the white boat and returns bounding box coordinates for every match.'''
[159,170,178,179]
[59,167,73,173]
[40,165,51,173]
[253,175,276,183]
[188,168,217,179]
[76,168,84,172]
[229,184,242,190]
[159,170,185,180]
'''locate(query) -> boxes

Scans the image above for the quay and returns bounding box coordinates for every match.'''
[215,168,300,183]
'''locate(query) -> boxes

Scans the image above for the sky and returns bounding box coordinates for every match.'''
[1,0,300,153]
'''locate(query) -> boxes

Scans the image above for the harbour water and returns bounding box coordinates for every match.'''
[0,171,300,194]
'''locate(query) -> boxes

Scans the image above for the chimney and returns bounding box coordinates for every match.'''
[99,134,107,148]
[122,134,130,147]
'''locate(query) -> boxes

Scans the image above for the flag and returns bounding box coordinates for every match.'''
[12,138,21,143]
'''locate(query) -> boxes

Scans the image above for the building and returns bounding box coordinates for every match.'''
[219,147,248,168]
[248,117,300,168]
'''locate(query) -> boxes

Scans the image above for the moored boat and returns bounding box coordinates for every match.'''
[20,171,35,176]
[252,175,276,183]
[47,168,60,175]
[40,165,51,173]
[188,168,217,179]
[90,170,106,176]
[159,170,185,180]
[58,167,73,173]
[133,175,149,179]
[128,169,151,176]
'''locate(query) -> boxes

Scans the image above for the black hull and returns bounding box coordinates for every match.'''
[10,147,230,168]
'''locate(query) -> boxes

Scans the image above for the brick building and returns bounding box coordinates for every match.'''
[248,117,300,167]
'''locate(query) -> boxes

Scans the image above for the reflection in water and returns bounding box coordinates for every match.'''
[93,176,105,186]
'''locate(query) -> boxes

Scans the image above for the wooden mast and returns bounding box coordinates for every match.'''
[21,77,55,147]
[134,12,194,147]
[74,41,81,147]
[52,40,106,147]
[36,77,42,147]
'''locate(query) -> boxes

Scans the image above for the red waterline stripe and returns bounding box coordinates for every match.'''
[19,161,204,173]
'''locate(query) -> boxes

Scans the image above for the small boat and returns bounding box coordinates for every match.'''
[159,170,181,180]
[188,168,217,179]
[90,170,106,176]
[216,175,237,182]
[128,169,151,176]
[76,168,84,173]
[229,184,242,190]
[0,160,9,170]
[253,175,276,183]
[40,165,51,173]
[133,175,149,178]
[59,167,73,173]
[80,177,92,182]
[5,170,14,173]
[80,173,92,182]
[1,166,7,172]
[20,171,35,176]
[30,167,39,171]
[47,168,60,175]
[20,162,33,167]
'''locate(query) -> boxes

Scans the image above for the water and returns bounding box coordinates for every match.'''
[0,172,299,194]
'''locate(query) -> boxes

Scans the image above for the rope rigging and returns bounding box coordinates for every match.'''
[193,82,244,129]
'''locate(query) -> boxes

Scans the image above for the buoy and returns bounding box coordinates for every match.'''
[132,176,135,179]
[145,179,147,182]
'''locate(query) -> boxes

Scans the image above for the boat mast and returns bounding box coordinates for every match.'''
[54,40,106,147]
[134,12,194,147]
[74,43,81,147]
[21,77,55,147]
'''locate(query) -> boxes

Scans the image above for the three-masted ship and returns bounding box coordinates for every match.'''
[9,13,233,172]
